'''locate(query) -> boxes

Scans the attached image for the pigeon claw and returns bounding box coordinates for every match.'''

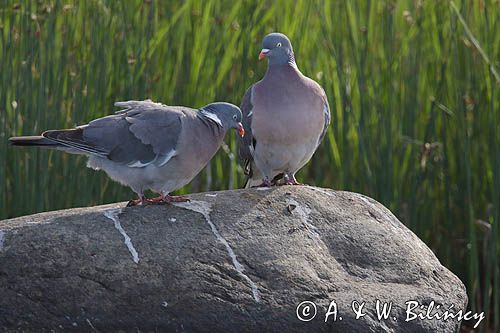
[126,195,189,206]
[253,177,272,188]
[164,195,190,203]
[126,198,142,207]
[147,196,169,205]
[283,174,301,186]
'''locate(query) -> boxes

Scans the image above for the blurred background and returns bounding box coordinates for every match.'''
[0,0,498,331]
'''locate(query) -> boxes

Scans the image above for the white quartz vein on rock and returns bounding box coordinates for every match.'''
[174,200,261,302]
[104,208,139,264]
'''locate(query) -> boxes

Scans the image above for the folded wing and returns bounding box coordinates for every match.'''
[44,100,185,168]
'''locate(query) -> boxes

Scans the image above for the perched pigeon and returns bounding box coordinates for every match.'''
[10,100,244,205]
[239,32,330,187]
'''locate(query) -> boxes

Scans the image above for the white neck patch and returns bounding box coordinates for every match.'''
[200,108,223,127]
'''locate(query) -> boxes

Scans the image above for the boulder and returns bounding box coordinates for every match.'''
[0,186,467,332]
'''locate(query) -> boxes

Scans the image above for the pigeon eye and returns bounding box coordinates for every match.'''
[277,42,282,47]
[233,115,237,120]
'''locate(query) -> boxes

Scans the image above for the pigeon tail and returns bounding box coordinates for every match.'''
[9,136,59,147]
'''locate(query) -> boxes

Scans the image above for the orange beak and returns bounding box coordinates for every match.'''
[258,48,270,60]
[237,123,245,137]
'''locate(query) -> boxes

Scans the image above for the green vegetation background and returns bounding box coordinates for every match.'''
[0,0,498,330]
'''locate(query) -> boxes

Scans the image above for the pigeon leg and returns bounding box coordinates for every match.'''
[162,194,190,203]
[145,191,166,205]
[253,176,272,188]
[283,173,301,185]
[145,191,189,204]
[127,193,148,207]
[146,196,167,205]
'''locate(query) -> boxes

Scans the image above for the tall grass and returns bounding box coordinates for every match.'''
[0,0,498,330]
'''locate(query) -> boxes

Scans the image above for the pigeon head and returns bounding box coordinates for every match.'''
[200,102,244,137]
[259,32,295,66]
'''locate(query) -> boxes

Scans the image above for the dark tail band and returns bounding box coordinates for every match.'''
[9,136,59,147]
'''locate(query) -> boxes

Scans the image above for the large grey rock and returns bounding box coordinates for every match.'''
[0,186,467,332]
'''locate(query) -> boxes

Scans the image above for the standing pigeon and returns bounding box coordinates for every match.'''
[239,32,330,187]
[10,100,244,205]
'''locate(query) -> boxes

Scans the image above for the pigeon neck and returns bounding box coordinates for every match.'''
[266,62,300,79]
[268,52,298,69]
[197,109,226,137]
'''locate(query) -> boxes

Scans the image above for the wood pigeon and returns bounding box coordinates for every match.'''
[239,32,330,187]
[10,100,244,205]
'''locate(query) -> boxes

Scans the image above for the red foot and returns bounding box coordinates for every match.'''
[163,195,190,203]
[126,194,189,206]
[282,174,302,186]
[252,177,273,188]
[146,196,168,205]
[126,199,142,207]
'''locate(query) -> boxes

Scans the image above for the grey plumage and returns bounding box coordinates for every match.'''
[10,100,244,204]
[239,88,255,176]
[239,32,330,187]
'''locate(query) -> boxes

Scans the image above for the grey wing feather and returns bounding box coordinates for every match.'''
[238,87,255,175]
[114,99,159,113]
[318,95,331,147]
[45,100,184,167]
[119,103,183,156]
[42,128,111,156]
[91,100,183,166]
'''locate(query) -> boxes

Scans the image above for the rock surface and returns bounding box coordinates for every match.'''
[0,186,467,332]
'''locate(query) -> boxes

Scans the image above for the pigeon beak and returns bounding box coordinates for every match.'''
[237,123,245,137]
[258,48,270,60]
